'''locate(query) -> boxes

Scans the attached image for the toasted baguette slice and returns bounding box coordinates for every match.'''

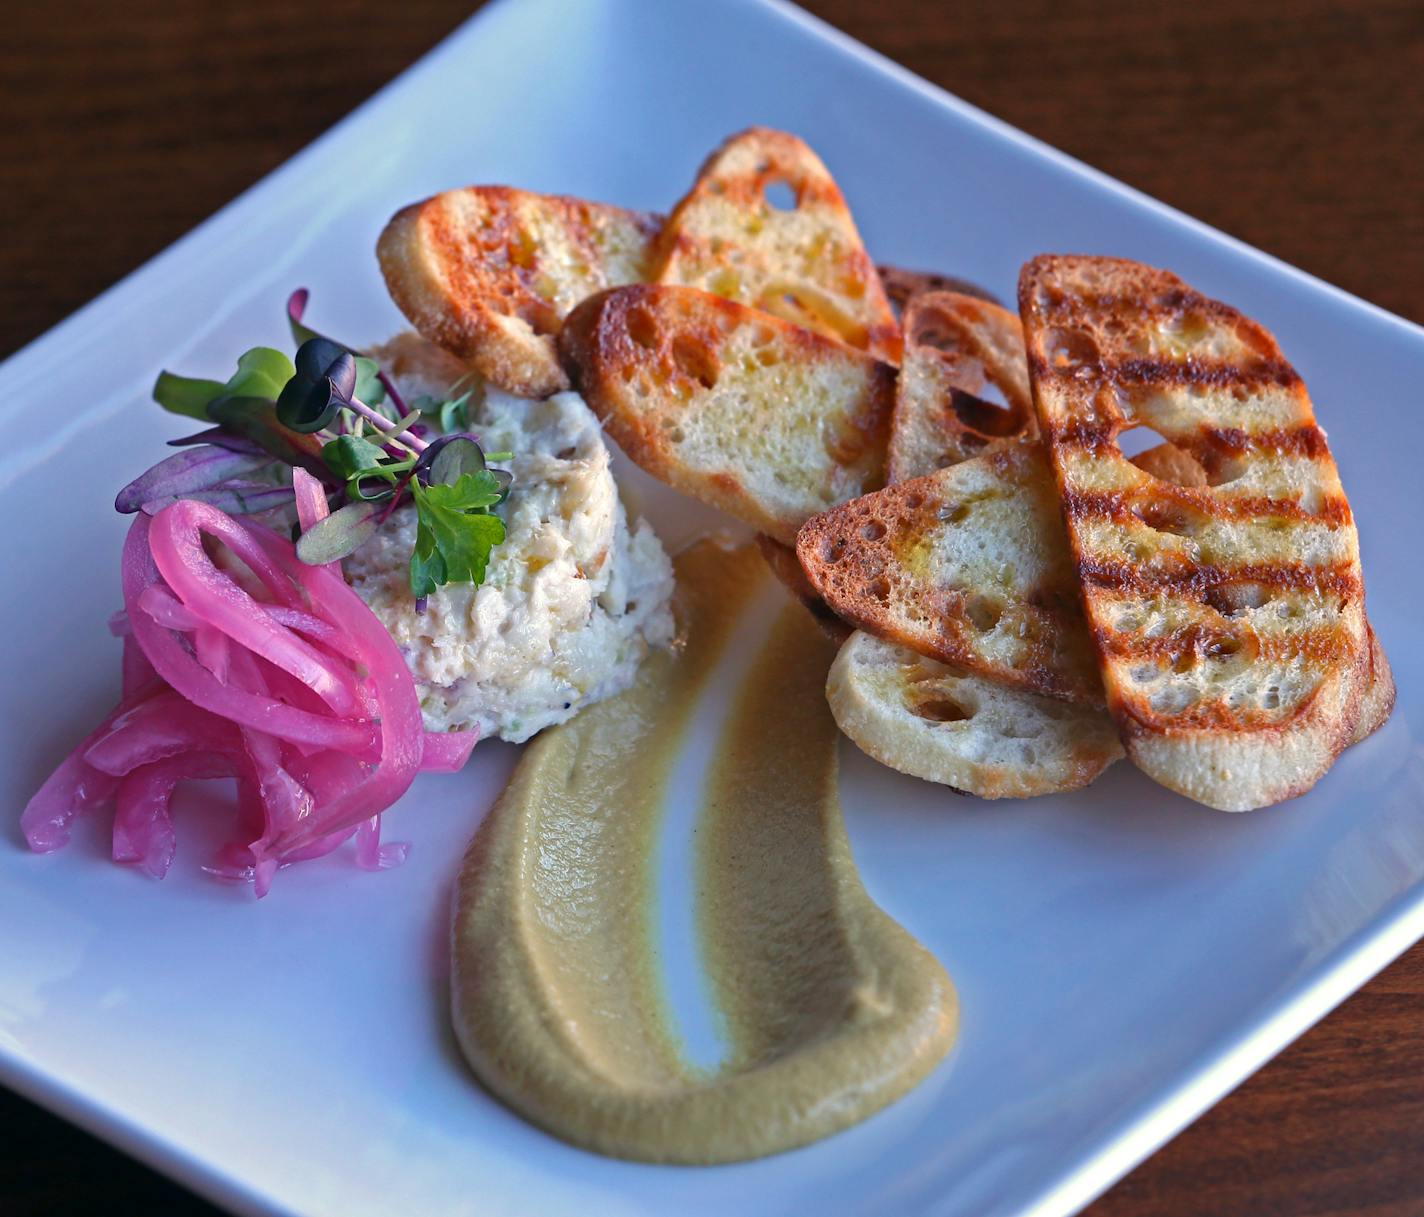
[560,285,896,545]
[377,187,661,398]
[797,444,1104,705]
[756,534,852,643]
[654,128,900,362]
[1021,255,1370,810]
[889,292,1038,483]
[878,264,1002,313]
[829,631,1123,798]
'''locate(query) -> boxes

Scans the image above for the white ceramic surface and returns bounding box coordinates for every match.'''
[2,2,1422,1215]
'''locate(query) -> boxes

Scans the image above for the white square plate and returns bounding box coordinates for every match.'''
[3,2,1422,1215]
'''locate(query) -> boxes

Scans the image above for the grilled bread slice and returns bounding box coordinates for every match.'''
[797,444,1103,705]
[889,292,1037,483]
[828,631,1123,798]
[653,128,901,362]
[1020,255,1371,810]
[377,187,660,398]
[559,285,896,545]
[878,264,1002,312]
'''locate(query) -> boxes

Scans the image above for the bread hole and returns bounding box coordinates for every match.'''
[1262,685,1281,710]
[1157,310,1214,354]
[904,492,924,510]
[1130,664,1158,684]
[963,593,1003,633]
[1206,582,1271,617]
[1129,438,1210,489]
[1044,327,1099,370]
[1118,423,1169,459]
[948,387,1022,439]
[866,577,891,602]
[1131,499,1200,538]
[667,426,686,445]
[938,500,971,524]
[818,536,845,564]
[912,694,972,723]
[1205,636,1243,660]
[670,335,719,390]
[860,519,886,542]
[625,306,660,350]
[763,178,798,210]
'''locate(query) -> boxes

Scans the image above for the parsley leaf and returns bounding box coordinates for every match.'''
[408,471,506,597]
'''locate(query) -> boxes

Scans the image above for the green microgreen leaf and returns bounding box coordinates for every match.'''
[226,348,297,400]
[152,347,294,422]
[354,357,387,406]
[322,434,388,481]
[295,500,380,565]
[153,372,227,420]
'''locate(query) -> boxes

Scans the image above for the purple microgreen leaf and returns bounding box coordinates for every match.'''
[139,482,296,517]
[115,446,275,513]
[207,396,329,476]
[166,427,268,456]
[286,288,318,346]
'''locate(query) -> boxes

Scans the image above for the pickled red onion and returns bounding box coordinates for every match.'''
[21,499,478,895]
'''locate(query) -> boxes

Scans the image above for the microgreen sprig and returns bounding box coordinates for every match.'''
[120,289,513,598]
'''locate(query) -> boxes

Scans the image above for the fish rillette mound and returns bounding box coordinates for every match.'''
[344,364,675,743]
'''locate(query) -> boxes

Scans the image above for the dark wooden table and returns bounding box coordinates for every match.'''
[4,1,1422,1214]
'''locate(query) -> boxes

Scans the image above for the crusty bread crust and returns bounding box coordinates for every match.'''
[828,631,1123,798]
[654,128,901,363]
[377,186,660,398]
[1351,624,1395,745]
[559,284,895,545]
[889,292,1038,483]
[878,264,1002,313]
[1020,255,1371,810]
[797,444,1104,705]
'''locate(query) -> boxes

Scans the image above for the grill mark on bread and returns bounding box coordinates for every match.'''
[1095,621,1354,666]
[1061,487,1353,527]
[1077,556,1362,598]
[1198,424,1329,458]
[1028,353,1300,390]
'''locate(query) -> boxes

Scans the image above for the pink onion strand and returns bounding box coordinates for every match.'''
[21,499,478,896]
